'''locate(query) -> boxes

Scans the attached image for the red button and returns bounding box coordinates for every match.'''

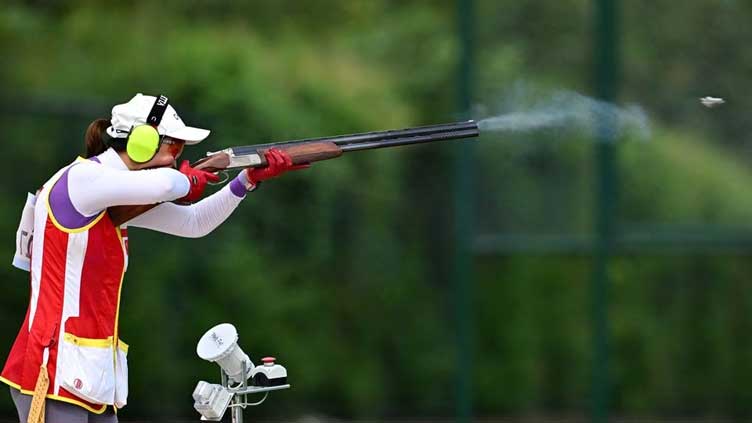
[261,357,276,363]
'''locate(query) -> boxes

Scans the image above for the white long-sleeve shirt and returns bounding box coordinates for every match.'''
[13,148,248,271]
[69,148,245,237]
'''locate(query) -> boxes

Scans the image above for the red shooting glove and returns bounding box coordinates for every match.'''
[178,160,220,203]
[244,148,309,187]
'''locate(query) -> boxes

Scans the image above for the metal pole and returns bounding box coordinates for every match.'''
[232,399,244,423]
[231,361,248,423]
[454,0,475,422]
[591,0,620,422]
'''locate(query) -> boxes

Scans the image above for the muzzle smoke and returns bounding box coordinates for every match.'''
[478,90,650,141]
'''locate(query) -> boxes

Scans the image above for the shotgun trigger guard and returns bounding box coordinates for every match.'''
[208,171,229,186]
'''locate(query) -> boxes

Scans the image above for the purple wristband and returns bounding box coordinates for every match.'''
[229,176,248,198]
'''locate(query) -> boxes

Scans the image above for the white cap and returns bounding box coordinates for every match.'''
[106,93,210,145]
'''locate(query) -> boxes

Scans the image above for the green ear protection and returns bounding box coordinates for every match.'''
[126,95,169,163]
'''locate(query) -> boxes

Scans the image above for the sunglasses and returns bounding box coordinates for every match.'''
[162,138,186,159]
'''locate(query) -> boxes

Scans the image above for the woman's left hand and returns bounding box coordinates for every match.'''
[245,148,309,185]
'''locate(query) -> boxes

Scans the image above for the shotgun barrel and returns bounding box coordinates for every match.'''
[340,127,479,152]
[230,120,478,156]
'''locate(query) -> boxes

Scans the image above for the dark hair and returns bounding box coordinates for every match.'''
[84,119,125,158]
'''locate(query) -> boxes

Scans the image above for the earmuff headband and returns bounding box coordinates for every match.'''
[147,95,169,127]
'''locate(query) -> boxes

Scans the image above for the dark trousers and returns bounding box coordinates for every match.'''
[10,387,118,423]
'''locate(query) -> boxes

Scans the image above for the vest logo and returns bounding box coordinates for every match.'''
[74,378,83,390]
[156,95,168,107]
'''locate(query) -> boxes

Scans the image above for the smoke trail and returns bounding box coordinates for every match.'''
[478,90,650,141]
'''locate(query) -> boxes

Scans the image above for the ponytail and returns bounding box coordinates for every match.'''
[84,119,112,158]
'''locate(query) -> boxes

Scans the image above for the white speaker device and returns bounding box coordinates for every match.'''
[196,323,254,384]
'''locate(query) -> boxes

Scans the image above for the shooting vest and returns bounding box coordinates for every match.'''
[0,158,130,413]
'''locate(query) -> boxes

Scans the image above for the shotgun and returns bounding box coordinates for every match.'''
[108,120,479,225]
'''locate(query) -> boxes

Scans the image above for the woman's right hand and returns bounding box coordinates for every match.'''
[177,160,220,203]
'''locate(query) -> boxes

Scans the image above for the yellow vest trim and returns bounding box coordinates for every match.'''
[0,376,109,414]
[62,333,114,349]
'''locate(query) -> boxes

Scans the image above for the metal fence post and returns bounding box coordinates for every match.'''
[454,0,475,421]
[592,0,620,422]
